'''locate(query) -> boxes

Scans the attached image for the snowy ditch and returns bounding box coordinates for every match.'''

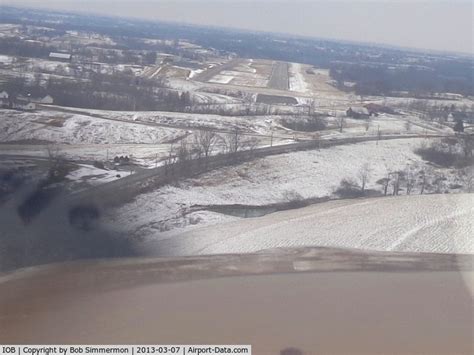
[107,137,470,243]
[193,196,331,218]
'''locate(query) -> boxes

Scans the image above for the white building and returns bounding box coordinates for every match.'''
[31,95,54,104]
[0,91,9,99]
[13,98,36,111]
[49,52,72,61]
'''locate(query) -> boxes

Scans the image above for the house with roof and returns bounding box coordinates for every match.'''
[30,94,54,104]
[13,98,36,111]
[0,91,10,108]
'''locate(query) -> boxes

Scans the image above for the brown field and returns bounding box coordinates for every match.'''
[300,64,345,96]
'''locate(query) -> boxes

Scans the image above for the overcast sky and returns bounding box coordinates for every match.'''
[3,0,473,54]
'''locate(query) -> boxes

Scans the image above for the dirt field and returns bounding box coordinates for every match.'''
[256,93,297,105]
[301,64,346,96]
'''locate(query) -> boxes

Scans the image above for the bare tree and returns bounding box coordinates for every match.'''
[433,175,446,193]
[224,127,243,155]
[337,116,345,133]
[164,143,177,177]
[46,144,61,163]
[460,167,474,192]
[405,166,416,195]
[195,130,219,158]
[308,99,317,116]
[376,126,382,145]
[177,139,190,163]
[377,176,391,196]
[358,163,371,193]
[364,120,371,132]
[418,169,431,195]
[390,172,401,196]
[460,134,473,158]
[420,173,426,194]
[405,120,412,132]
[45,144,68,182]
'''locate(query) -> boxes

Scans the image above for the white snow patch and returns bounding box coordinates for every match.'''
[208,74,234,84]
[188,69,204,79]
[0,55,13,64]
[67,164,121,186]
[289,63,310,93]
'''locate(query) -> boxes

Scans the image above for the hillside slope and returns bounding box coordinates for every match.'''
[145,193,473,256]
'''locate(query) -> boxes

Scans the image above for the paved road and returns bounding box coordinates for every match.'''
[267,61,289,90]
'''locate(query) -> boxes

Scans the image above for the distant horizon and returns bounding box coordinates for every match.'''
[2,1,473,56]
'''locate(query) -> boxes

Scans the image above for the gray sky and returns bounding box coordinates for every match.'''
[3,0,473,54]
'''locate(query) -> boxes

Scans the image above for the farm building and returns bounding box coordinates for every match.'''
[0,98,10,108]
[364,103,396,116]
[30,95,54,104]
[346,106,370,119]
[49,52,72,61]
[0,91,9,99]
[13,98,36,111]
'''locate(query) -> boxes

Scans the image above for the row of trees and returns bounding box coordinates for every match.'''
[0,37,56,59]
[2,73,194,111]
[415,137,473,168]
[330,62,474,97]
[163,128,259,173]
[336,156,473,199]
[400,100,474,123]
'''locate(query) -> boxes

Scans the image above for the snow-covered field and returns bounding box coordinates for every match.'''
[206,60,271,88]
[0,109,183,144]
[225,60,270,87]
[289,63,310,93]
[107,138,467,241]
[208,74,234,84]
[321,114,446,137]
[49,106,279,136]
[144,193,473,256]
[191,92,242,105]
